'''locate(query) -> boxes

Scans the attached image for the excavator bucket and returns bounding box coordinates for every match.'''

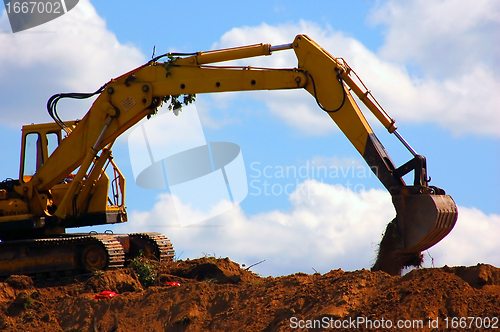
[392,193,458,254]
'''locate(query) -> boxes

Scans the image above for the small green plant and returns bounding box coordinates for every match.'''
[163,54,178,72]
[129,255,157,287]
[202,252,221,263]
[147,55,196,119]
[23,296,34,310]
[147,93,196,118]
[91,270,105,278]
[202,277,218,284]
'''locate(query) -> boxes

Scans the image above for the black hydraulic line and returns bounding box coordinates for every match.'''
[306,70,346,113]
[47,84,106,130]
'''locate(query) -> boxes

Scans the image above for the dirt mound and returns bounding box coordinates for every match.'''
[0,259,498,331]
[161,257,261,284]
[444,263,500,288]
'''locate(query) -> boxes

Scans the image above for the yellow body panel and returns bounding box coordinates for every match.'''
[85,173,109,214]
[0,198,29,217]
[0,214,35,223]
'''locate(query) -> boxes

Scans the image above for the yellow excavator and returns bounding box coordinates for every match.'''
[0,35,457,277]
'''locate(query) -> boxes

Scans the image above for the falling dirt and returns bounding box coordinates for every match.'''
[0,257,499,331]
[371,219,423,276]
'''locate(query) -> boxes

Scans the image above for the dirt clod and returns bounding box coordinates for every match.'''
[5,275,34,290]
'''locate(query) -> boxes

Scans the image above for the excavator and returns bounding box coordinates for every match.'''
[0,35,457,277]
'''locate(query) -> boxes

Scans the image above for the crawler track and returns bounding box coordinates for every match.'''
[0,234,126,277]
[0,232,177,278]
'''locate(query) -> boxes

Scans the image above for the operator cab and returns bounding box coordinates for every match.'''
[19,122,75,183]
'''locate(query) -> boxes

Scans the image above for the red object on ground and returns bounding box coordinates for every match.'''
[165,281,181,286]
[94,290,118,299]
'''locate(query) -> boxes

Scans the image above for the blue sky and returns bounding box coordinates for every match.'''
[0,0,499,276]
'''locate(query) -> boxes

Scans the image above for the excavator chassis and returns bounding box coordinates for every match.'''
[0,232,174,278]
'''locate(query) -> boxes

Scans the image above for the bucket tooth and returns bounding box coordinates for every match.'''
[392,194,458,254]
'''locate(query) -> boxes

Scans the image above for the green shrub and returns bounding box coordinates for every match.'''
[129,256,157,287]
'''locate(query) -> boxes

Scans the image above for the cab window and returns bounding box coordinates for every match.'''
[23,132,42,179]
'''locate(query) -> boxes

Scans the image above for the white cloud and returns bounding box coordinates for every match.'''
[369,0,500,78]
[0,0,145,127]
[115,179,499,276]
[204,10,500,137]
[367,0,500,137]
